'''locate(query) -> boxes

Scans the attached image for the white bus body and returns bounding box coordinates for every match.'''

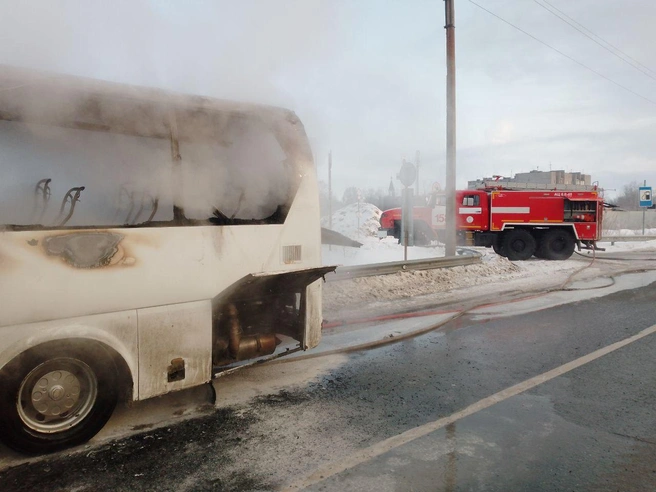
[0,66,332,454]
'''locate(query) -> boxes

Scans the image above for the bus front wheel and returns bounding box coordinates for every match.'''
[0,341,118,454]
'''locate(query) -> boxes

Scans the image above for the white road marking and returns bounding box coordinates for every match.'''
[282,322,656,491]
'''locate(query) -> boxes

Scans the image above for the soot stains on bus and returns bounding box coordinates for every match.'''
[43,231,128,268]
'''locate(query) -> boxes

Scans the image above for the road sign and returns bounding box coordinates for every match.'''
[639,186,652,207]
[398,161,417,187]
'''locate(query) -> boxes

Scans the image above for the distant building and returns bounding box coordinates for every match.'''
[513,170,591,186]
[468,170,592,189]
[388,177,395,197]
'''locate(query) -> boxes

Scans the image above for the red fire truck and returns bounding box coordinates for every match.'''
[379,182,603,260]
[378,191,447,245]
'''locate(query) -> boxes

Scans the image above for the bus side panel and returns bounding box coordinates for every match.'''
[267,170,324,349]
[304,280,322,349]
[137,300,212,400]
[267,172,322,268]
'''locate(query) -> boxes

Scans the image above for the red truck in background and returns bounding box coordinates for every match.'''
[378,191,447,245]
[379,183,603,260]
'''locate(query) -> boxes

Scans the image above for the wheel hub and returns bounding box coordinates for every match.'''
[30,370,80,417]
[512,240,525,251]
[18,359,97,433]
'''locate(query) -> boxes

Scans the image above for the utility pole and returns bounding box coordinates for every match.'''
[444,0,457,256]
[328,151,332,229]
[643,179,646,236]
[415,150,420,199]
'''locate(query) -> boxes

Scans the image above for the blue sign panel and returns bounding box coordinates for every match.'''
[639,186,652,207]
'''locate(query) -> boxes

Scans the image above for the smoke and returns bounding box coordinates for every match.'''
[0,1,343,227]
[2,1,654,201]
[179,120,289,221]
[0,1,446,198]
[0,1,339,104]
[0,72,301,228]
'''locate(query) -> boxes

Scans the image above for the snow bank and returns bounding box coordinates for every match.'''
[321,202,447,266]
[602,228,656,236]
[324,254,522,312]
[595,238,656,252]
[322,237,445,267]
[320,199,656,314]
[323,247,590,313]
[321,202,382,241]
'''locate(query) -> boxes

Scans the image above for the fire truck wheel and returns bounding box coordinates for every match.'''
[502,229,536,261]
[413,221,436,246]
[492,242,507,257]
[540,229,575,260]
[533,248,547,259]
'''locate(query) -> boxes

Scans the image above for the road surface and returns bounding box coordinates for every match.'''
[1,271,655,491]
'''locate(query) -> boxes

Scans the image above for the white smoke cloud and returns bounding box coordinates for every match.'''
[0,0,655,197]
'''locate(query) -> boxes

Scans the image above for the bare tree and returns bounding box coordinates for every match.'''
[613,181,641,210]
[318,180,342,218]
[342,186,359,205]
[363,187,386,209]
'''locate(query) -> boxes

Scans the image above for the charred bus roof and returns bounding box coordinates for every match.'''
[0,65,314,230]
[0,64,310,153]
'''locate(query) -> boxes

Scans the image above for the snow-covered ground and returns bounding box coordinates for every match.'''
[321,202,383,241]
[321,203,656,316]
[602,228,656,236]
[323,237,445,266]
[322,236,656,268]
[323,251,581,314]
[321,203,656,268]
[322,202,445,266]
[596,238,656,252]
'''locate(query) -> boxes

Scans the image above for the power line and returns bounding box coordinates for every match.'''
[533,0,656,83]
[541,0,656,78]
[467,0,656,106]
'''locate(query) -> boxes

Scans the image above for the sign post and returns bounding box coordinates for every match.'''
[639,181,652,235]
[398,160,417,260]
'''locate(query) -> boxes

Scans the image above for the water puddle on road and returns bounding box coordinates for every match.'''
[469,270,656,320]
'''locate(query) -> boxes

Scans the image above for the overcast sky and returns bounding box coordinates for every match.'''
[1,0,655,200]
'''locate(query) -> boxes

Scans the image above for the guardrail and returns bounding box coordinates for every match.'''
[326,250,482,282]
[600,235,656,243]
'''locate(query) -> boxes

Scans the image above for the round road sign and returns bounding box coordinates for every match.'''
[398,161,416,187]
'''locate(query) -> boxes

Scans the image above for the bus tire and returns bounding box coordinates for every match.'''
[539,229,575,260]
[502,229,536,261]
[0,341,119,455]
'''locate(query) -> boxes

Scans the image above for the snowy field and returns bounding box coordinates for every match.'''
[321,203,656,315]
[602,228,656,236]
[321,201,445,266]
[321,202,656,268]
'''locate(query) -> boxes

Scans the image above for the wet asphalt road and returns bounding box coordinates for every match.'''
[1,279,655,491]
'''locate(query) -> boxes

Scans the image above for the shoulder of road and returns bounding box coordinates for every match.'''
[290,252,656,362]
